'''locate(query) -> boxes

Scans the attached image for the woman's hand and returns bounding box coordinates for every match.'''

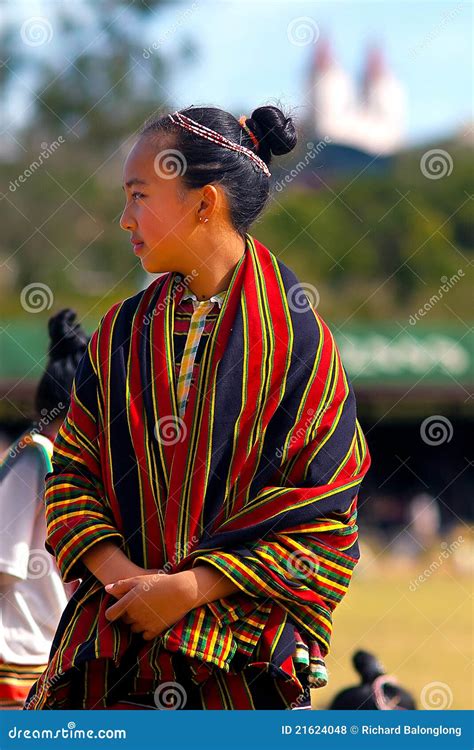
[104,571,193,640]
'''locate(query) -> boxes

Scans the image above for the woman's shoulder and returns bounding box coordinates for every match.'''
[93,273,172,338]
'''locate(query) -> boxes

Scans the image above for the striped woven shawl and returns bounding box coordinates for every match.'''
[27,233,371,707]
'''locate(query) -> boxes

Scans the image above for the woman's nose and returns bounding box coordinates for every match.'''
[120,206,136,232]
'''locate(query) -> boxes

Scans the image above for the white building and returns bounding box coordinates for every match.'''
[307,38,407,156]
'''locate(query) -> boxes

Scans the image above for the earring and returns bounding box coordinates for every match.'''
[199,217,209,223]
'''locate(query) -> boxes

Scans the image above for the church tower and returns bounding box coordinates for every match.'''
[307,38,406,155]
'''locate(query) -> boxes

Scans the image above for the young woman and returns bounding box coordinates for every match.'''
[0,309,87,707]
[25,105,371,710]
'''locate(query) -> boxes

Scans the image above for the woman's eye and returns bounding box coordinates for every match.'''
[131,191,145,200]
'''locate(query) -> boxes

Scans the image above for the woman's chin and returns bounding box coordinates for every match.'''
[140,255,165,274]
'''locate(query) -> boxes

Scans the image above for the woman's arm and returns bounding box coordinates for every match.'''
[81,541,146,586]
[43,336,129,583]
[177,564,241,608]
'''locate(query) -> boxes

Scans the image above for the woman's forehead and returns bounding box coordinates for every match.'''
[123,134,180,185]
[123,138,156,181]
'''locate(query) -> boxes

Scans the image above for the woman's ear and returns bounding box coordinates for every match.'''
[197,184,219,222]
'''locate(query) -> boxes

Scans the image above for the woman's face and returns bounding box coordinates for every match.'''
[120,135,200,274]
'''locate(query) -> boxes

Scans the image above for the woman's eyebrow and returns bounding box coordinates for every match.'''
[122,178,149,190]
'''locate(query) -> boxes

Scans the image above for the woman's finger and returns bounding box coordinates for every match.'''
[105,578,138,599]
[105,589,135,621]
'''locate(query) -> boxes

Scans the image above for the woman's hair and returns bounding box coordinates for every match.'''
[35,309,89,418]
[140,104,298,236]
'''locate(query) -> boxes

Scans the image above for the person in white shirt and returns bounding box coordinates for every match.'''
[0,309,88,708]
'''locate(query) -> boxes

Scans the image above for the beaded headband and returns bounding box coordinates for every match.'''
[167,111,271,177]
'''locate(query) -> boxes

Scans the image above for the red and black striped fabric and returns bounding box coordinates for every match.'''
[25,233,371,709]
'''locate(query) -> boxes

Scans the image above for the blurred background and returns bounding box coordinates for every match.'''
[0,0,472,710]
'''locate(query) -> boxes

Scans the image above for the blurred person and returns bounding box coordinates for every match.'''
[328,650,416,710]
[408,492,441,552]
[25,105,371,710]
[0,309,88,708]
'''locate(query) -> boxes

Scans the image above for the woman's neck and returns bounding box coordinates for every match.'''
[186,231,247,300]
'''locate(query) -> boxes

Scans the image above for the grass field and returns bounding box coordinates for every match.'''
[312,546,473,711]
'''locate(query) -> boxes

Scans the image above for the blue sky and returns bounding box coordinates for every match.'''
[148,0,472,146]
[7,0,473,146]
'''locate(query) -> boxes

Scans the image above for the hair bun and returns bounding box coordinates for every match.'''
[48,308,88,360]
[248,105,297,157]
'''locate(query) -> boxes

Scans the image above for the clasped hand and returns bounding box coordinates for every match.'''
[104,571,191,640]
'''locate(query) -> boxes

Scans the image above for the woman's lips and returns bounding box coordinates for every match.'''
[132,241,144,254]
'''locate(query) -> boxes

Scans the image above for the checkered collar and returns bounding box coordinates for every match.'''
[174,275,227,309]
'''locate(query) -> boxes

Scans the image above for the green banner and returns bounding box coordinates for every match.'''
[1,322,473,385]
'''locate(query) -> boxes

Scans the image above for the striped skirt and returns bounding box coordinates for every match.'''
[27,649,312,710]
[0,661,47,708]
